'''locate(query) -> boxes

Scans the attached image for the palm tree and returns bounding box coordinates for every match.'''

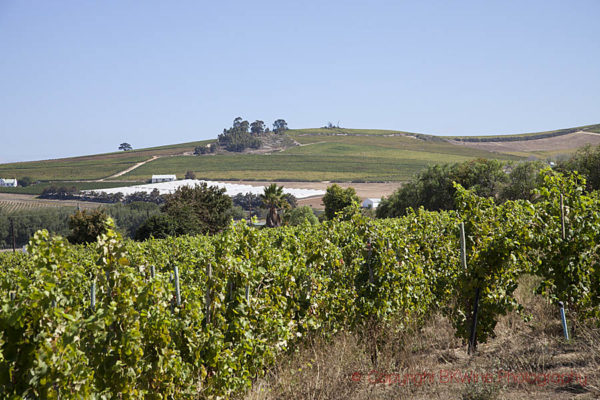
[260,184,285,227]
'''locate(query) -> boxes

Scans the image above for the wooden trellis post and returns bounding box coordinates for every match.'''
[461,222,480,355]
[174,265,181,307]
[205,264,212,325]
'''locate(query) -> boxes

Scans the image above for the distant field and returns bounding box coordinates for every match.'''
[0,181,145,195]
[1,124,599,183]
[119,135,520,182]
[0,193,101,214]
[289,128,420,136]
[448,131,600,156]
[0,140,213,181]
[445,123,600,141]
[0,155,150,181]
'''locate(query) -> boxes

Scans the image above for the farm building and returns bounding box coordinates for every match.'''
[0,178,17,187]
[151,175,177,183]
[362,198,381,209]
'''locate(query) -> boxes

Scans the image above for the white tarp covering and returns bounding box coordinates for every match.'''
[87,179,325,199]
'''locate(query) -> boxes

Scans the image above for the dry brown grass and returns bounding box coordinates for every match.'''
[448,131,600,156]
[243,276,600,400]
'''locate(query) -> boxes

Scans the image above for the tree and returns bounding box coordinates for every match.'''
[194,143,216,155]
[499,161,544,202]
[377,159,508,218]
[134,214,178,241]
[119,143,133,151]
[250,120,265,135]
[284,206,318,226]
[322,184,360,220]
[260,183,287,227]
[218,118,261,152]
[283,193,297,208]
[67,209,111,244]
[558,144,600,191]
[18,176,33,187]
[232,192,262,209]
[273,119,288,134]
[185,171,196,180]
[161,183,233,235]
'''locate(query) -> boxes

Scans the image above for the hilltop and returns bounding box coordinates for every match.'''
[1,123,599,190]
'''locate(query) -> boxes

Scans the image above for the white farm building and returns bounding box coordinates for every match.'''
[151,175,177,183]
[361,198,381,209]
[0,178,17,187]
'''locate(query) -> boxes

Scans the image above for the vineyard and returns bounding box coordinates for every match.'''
[0,197,99,214]
[0,170,599,399]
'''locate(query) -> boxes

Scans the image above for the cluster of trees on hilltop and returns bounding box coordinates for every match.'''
[195,117,289,154]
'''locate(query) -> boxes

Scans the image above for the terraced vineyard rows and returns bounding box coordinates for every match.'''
[0,170,598,399]
[0,198,99,214]
[0,199,77,213]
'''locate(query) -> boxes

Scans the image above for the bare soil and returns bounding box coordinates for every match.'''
[448,131,600,154]
[244,277,600,400]
[99,155,160,181]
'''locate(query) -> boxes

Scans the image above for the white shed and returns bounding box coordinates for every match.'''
[0,178,17,187]
[362,198,381,209]
[151,175,177,183]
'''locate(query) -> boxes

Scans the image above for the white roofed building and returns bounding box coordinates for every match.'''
[0,178,17,187]
[151,175,177,183]
[361,198,381,209]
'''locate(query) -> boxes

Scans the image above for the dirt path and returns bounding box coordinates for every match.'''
[98,155,160,181]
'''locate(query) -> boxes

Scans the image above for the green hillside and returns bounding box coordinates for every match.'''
[118,133,519,182]
[1,124,599,187]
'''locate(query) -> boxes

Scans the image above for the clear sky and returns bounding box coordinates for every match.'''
[1,0,599,162]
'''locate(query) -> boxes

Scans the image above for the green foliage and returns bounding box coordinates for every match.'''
[161,183,233,235]
[451,184,537,343]
[378,159,508,217]
[2,171,600,397]
[194,144,215,155]
[530,169,600,320]
[0,208,73,248]
[134,214,178,240]
[17,176,33,187]
[260,184,287,227]
[117,135,519,182]
[322,184,360,220]
[558,144,600,191]
[67,209,111,244]
[0,202,161,248]
[217,117,261,152]
[284,206,318,226]
[273,119,288,133]
[250,120,265,135]
[499,161,545,202]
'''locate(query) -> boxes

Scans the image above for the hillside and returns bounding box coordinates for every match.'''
[1,124,599,187]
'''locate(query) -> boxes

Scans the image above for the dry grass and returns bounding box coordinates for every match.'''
[243,277,600,400]
[448,131,600,156]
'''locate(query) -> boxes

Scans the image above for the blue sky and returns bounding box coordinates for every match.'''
[1,0,599,162]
